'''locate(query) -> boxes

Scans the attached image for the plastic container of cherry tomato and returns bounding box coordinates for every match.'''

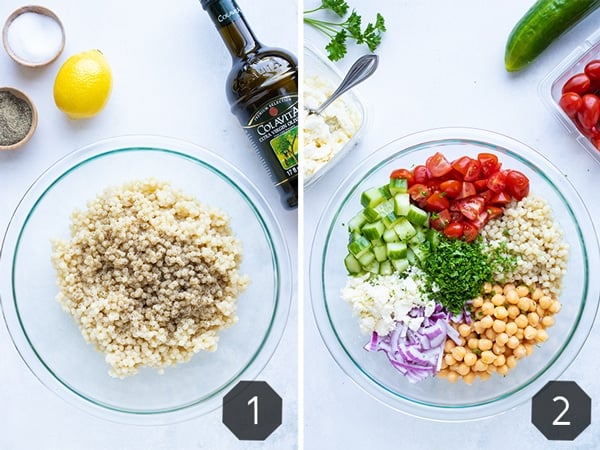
[541,28,600,162]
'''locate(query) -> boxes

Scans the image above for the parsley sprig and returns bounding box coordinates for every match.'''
[304,0,386,61]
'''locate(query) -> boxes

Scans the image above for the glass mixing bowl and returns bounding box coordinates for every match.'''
[309,127,599,421]
[0,135,292,424]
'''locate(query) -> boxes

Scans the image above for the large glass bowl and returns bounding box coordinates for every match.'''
[309,127,599,421]
[0,135,292,424]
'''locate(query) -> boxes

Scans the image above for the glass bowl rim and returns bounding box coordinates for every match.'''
[309,126,600,422]
[0,134,293,425]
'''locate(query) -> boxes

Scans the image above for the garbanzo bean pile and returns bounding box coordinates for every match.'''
[51,179,249,378]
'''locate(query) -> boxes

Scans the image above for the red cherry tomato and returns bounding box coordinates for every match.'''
[490,191,511,205]
[477,153,501,177]
[413,165,429,184]
[425,191,450,211]
[439,180,462,198]
[457,196,486,221]
[462,223,478,242]
[562,73,591,95]
[473,179,488,192]
[584,60,600,81]
[486,206,504,220]
[408,183,431,207]
[457,181,477,199]
[577,93,600,129]
[426,152,453,178]
[462,159,482,181]
[559,92,583,118]
[443,222,464,239]
[504,170,530,201]
[430,209,451,231]
[451,156,473,178]
[486,170,507,193]
[390,168,414,184]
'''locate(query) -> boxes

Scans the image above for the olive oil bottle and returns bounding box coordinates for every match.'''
[200,0,299,209]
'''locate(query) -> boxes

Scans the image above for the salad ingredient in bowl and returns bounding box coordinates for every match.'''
[51,178,249,378]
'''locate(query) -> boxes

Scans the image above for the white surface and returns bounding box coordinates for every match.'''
[1,0,298,449]
[303,1,600,449]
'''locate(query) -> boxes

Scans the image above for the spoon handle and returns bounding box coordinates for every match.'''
[314,53,379,115]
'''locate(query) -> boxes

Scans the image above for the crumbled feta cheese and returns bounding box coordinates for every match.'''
[303,74,361,179]
[341,266,434,336]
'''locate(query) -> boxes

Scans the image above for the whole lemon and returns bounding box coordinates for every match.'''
[53,49,112,119]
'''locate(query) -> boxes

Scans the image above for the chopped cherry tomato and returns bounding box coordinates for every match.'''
[390,168,414,186]
[425,191,450,211]
[584,60,600,81]
[477,153,501,177]
[457,181,476,199]
[479,189,493,203]
[470,210,489,229]
[444,222,464,239]
[487,170,507,193]
[426,152,453,178]
[473,179,488,192]
[504,170,530,200]
[577,93,600,129]
[559,92,583,118]
[562,73,591,95]
[439,179,462,198]
[490,191,511,205]
[462,223,478,242]
[413,165,429,184]
[457,196,485,221]
[462,159,482,181]
[451,156,474,178]
[408,183,431,207]
[430,209,451,231]
[486,206,504,220]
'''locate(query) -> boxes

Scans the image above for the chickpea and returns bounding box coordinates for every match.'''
[481,301,495,316]
[515,329,524,340]
[502,283,516,295]
[492,343,505,355]
[492,293,506,306]
[438,369,449,379]
[451,346,466,362]
[531,287,543,301]
[478,338,493,351]
[524,343,534,356]
[514,344,527,359]
[483,282,493,294]
[497,364,510,376]
[539,295,552,309]
[528,312,540,326]
[458,323,472,338]
[472,296,484,308]
[485,328,497,340]
[515,314,528,329]
[524,325,537,340]
[444,354,456,366]
[549,300,562,314]
[505,289,519,305]
[507,335,520,349]
[505,322,518,336]
[464,352,477,366]
[492,319,506,333]
[507,305,520,319]
[446,371,459,383]
[474,360,488,372]
[542,316,555,328]
[444,339,456,352]
[473,322,484,335]
[536,329,549,343]
[494,306,508,320]
[467,338,479,349]
[496,332,509,347]
[479,371,491,381]
[481,350,496,364]
[493,354,506,367]
[517,297,531,312]
[492,284,503,295]
[516,285,530,298]
[480,315,494,329]
[456,363,470,376]
[506,355,517,369]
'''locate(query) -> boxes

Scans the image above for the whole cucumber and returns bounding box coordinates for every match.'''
[505,0,600,72]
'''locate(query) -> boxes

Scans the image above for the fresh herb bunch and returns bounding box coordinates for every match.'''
[304,0,386,61]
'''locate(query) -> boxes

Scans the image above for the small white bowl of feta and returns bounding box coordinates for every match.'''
[303,45,366,187]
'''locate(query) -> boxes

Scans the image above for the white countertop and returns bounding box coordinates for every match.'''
[303,1,600,449]
[0,0,298,449]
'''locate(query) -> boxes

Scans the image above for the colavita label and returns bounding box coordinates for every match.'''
[245,94,299,182]
[208,0,243,26]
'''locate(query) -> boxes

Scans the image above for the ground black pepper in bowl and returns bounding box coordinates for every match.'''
[0,87,37,149]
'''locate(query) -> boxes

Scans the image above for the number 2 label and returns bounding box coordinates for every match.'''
[552,396,571,426]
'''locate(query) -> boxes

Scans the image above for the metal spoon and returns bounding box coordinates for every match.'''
[307,53,379,115]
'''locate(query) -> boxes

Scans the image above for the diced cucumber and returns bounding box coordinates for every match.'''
[386,241,408,260]
[406,204,429,226]
[373,245,388,262]
[379,260,393,275]
[358,250,376,267]
[344,253,362,274]
[364,260,380,274]
[361,186,389,208]
[406,247,416,265]
[426,228,442,249]
[389,177,408,195]
[382,228,399,243]
[393,217,417,241]
[408,228,427,246]
[348,212,368,233]
[348,235,371,256]
[370,238,384,247]
[364,199,394,223]
[391,258,409,273]
[381,211,398,229]
[393,193,410,216]
[410,244,429,263]
[362,220,384,240]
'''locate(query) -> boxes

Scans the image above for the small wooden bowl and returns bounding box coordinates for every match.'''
[2,5,65,68]
[0,87,38,151]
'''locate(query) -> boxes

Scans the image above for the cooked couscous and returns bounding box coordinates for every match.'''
[51,179,249,378]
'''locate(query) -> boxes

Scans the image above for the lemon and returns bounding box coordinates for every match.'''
[53,49,112,119]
